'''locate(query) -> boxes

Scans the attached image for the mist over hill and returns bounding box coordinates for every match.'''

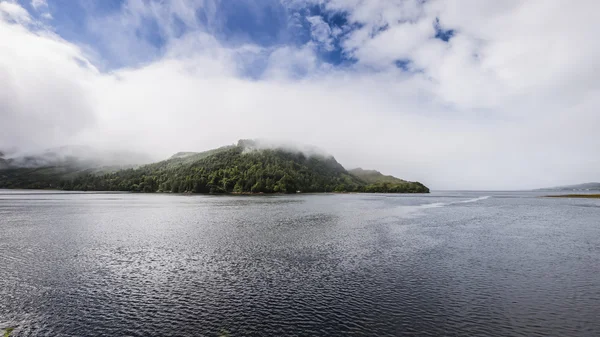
[0,146,153,169]
[0,140,429,194]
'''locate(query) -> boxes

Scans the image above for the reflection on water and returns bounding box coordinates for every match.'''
[1,191,599,336]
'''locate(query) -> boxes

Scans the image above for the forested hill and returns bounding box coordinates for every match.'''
[348,168,427,193]
[0,140,429,194]
[349,168,407,184]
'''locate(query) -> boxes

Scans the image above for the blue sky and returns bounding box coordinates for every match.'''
[1,0,599,189]
[19,0,346,69]
[17,0,454,73]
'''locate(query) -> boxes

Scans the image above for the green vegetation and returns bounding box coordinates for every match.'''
[0,140,429,194]
[349,168,407,184]
[348,168,427,193]
[3,327,15,337]
[545,194,600,199]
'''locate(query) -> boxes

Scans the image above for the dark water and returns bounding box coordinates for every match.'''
[1,190,599,336]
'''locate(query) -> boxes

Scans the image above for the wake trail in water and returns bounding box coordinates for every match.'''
[456,195,491,204]
[420,196,491,209]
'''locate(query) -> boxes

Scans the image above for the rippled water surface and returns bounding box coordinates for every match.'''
[1,190,599,336]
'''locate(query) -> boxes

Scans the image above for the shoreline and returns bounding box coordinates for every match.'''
[545,194,600,199]
[0,188,430,195]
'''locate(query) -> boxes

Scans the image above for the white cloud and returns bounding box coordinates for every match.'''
[307,15,335,51]
[347,19,434,69]
[31,0,47,10]
[30,0,52,19]
[0,1,599,190]
[0,17,97,151]
[0,1,32,24]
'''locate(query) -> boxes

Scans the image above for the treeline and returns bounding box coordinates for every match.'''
[0,145,429,194]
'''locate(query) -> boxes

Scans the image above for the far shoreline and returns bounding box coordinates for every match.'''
[545,194,600,199]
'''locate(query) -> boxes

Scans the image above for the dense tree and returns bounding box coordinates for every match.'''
[0,142,430,194]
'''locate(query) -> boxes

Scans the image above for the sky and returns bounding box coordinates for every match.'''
[0,0,599,190]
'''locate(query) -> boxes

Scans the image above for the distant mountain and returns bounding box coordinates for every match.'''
[538,182,600,191]
[0,151,8,170]
[0,146,154,190]
[0,140,429,194]
[0,146,153,169]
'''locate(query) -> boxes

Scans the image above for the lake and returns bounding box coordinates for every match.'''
[1,190,599,336]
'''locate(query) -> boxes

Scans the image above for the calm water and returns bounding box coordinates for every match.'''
[0,190,599,336]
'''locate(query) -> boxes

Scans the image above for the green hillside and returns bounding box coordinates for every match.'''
[349,168,428,193]
[0,140,429,194]
[349,168,408,184]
